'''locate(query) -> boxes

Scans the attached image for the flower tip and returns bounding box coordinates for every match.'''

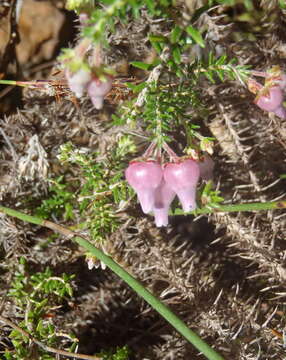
[153,208,169,227]
[87,77,112,109]
[274,105,286,119]
[181,201,197,213]
[176,188,197,213]
[90,96,104,109]
[137,189,155,214]
[87,258,95,270]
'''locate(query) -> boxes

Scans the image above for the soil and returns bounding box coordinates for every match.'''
[0,1,286,360]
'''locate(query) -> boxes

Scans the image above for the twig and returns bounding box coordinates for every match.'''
[0,314,101,360]
[134,47,170,108]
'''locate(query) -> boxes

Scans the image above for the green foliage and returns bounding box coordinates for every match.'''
[6,258,76,360]
[199,181,224,209]
[57,137,135,243]
[194,53,251,83]
[9,258,74,313]
[115,81,201,146]
[186,25,205,48]
[66,0,94,11]
[35,176,76,220]
[130,61,153,71]
[278,0,286,9]
[81,0,173,44]
[97,345,130,360]
[69,0,205,64]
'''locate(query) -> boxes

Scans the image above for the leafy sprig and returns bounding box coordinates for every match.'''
[194,53,251,83]
[6,258,76,360]
[57,140,134,243]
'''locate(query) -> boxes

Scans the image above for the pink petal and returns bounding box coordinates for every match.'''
[164,159,200,212]
[90,96,104,110]
[87,78,112,109]
[153,181,176,227]
[175,187,197,212]
[274,105,286,119]
[136,188,157,214]
[66,69,91,98]
[125,161,163,214]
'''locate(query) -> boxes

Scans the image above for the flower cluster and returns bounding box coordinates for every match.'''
[61,38,113,110]
[125,154,214,227]
[66,68,112,109]
[248,66,286,119]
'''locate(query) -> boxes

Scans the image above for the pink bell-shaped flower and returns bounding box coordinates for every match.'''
[164,159,200,212]
[153,180,176,227]
[66,68,91,98]
[255,86,283,112]
[125,161,163,214]
[87,77,112,109]
[198,154,214,181]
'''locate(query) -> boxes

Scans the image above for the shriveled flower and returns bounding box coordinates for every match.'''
[164,159,200,212]
[198,154,214,181]
[87,77,112,110]
[125,161,163,214]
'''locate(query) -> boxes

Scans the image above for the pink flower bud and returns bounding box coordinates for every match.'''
[164,159,200,212]
[87,77,112,109]
[153,181,176,227]
[66,69,91,98]
[198,154,214,181]
[125,161,163,214]
[255,86,283,112]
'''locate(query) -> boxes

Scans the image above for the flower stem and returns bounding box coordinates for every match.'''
[0,79,18,86]
[0,205,224,360]
[250,70,268,78]
[173,200,286,215]
[0,79,41,88]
